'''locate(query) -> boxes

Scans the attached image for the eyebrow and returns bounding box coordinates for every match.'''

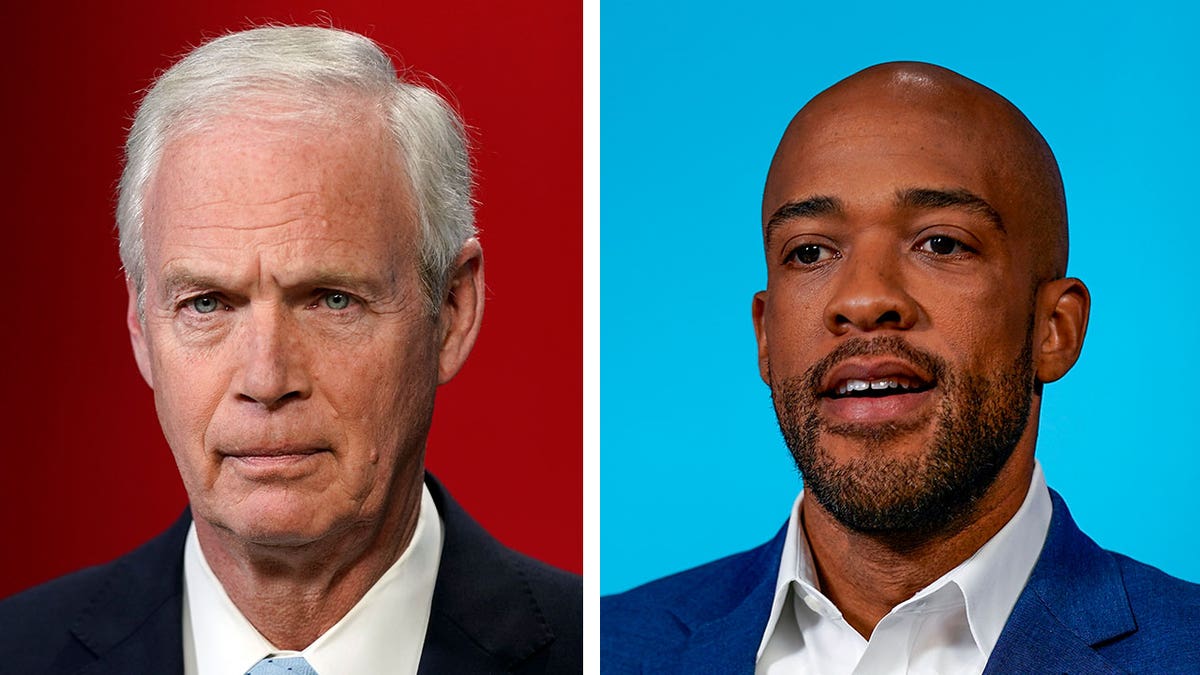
[157,268,392,302]
[159,270,224,301]
[765,188,1005,238]
[765,195,845,233]
[895,187,1005,232]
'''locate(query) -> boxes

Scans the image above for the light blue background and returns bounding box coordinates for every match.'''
[601,1,1200,594]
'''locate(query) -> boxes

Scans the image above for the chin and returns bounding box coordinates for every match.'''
[818,420,940,461]
[205,490,347,548]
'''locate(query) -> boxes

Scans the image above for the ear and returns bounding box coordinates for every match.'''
[752,290,770,385]
[1033,277,1090,383]
[126,276,154,388]
[436,237,485,384]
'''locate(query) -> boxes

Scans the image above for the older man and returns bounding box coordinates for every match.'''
[601,63,1200,673]
[0,26,580,674]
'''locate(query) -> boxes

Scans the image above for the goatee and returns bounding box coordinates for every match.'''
[771,333,1034,538]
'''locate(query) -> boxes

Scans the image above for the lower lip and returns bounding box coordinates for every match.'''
[820,388,936,424]
[225,452,327,480]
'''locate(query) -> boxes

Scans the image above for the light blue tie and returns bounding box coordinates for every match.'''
[246,655,319,675]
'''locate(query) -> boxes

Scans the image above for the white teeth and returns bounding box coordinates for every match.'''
[836,378,916,395]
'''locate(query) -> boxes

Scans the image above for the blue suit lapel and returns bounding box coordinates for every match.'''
[984,490,1134,674]
[635,490,1138,674]
[664,584,777,675]
[646,524,787,675]
[68,510,189,675]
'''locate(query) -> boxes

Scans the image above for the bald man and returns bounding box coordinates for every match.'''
[601,63,1200,673]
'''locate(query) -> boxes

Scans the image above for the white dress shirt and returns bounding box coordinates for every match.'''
[182,484,444,675]
[756,462,1052,675]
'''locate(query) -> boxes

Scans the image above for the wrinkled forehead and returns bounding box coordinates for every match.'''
[147,111,412,225]
[139,112,419,279]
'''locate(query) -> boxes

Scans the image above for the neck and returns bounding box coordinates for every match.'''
[801,451,1035,639]
[195,478,424,650]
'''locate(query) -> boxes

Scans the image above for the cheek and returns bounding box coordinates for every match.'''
[315,326,440,453]
[920,279,1033,370]
[148,346,231,493]
[763,293,826,374]
[150,339,226,439]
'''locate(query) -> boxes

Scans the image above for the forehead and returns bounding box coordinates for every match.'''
[141,112,415,275]
[763,94,1014,224]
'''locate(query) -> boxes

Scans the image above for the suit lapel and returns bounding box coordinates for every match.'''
[418,475,556,673]
[984,490,1134,674]
[664,589,777,675]
[984,595,1127,674]
[69,510,190,675]
[632,490,1137,674]
[65,480,562,674]
[646,524,788,675]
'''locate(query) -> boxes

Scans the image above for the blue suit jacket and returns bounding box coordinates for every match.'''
[0,474,581,674]
[602,490,1200,673]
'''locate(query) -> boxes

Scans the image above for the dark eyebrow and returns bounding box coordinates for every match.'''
[895,187,1005,232]
[765,195,845,233]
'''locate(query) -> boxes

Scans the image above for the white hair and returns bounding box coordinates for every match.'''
[117,25,475,313]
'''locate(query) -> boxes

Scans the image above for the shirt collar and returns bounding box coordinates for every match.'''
[947,462,1051,655]
[183,483,444,675]
[756,461,1051,660]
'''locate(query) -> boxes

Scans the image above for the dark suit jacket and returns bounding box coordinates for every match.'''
[602,490,1200,673]
[0,474,581,674]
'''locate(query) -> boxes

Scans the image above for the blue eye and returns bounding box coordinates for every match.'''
[324,292,352,310]
[191,295,220,314]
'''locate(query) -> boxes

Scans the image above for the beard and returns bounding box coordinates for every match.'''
[771,332,1034,538]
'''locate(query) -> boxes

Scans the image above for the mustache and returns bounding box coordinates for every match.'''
[803,335,949,394]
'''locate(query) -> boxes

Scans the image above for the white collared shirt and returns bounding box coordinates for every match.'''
[756,462,1052,675]
[181,484,444,675]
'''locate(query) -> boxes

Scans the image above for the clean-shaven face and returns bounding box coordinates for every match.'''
[133,107,440,546]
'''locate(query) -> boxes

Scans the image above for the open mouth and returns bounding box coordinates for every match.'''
[809,347,943,425]
[826,375,935,399]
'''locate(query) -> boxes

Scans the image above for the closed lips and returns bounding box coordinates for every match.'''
[222,446,328,457]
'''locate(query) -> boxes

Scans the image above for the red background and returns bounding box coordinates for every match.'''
[0,1,581,599]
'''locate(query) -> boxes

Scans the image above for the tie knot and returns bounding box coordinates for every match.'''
[246,655,319,675]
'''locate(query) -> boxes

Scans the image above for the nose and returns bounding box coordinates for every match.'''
[823,247,919,335]
[235,304,311,409]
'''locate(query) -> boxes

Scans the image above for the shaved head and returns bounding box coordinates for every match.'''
[765,61,1068,282]
[753,61,1091,541]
